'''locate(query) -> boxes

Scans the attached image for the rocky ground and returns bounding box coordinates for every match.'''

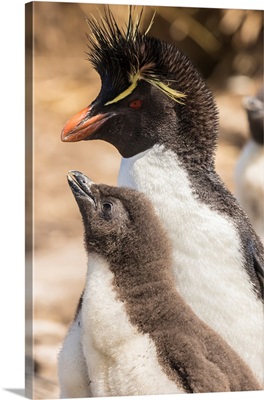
[27,3,262,399]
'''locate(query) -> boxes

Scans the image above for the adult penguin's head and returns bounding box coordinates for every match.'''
[61,7,218,166]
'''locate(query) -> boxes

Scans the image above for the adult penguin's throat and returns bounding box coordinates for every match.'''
[61,105,115,142]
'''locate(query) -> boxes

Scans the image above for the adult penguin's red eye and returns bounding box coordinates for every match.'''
[129,99,142,109]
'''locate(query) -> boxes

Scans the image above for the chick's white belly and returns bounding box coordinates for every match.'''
[81,253,183,397]
[58,312,91,398]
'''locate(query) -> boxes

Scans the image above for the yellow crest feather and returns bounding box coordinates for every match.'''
[104,69,186,106]
[145,80,186,104]
[104,72,140,105]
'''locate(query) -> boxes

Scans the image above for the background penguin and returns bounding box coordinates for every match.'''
[60,8,264,385]
[58,170,261,397]
[235,86,264,243]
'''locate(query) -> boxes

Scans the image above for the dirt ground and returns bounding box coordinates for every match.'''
[26,3,263,399]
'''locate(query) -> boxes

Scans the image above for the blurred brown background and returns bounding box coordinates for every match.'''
[25,2,263,398]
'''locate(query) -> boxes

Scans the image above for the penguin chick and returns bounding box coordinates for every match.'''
[235,87,264,243]
[59,170,261,397]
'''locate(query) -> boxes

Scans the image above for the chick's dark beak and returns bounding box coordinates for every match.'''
[67,170,96,207]
[61,105,114,142]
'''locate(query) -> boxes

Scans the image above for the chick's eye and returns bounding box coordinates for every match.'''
[129,99,142,109]
[102,202,113,214]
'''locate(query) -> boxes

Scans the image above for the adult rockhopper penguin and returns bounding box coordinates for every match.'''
[61,8,264,385]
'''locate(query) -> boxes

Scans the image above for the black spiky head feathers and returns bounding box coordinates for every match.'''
[86,7,187,106]
[85,7,219,165]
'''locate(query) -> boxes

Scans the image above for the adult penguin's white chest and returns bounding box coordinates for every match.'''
[118,144,264,385]
[81,252,184,397]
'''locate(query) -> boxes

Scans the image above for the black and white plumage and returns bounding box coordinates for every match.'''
[61,7,264,387]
